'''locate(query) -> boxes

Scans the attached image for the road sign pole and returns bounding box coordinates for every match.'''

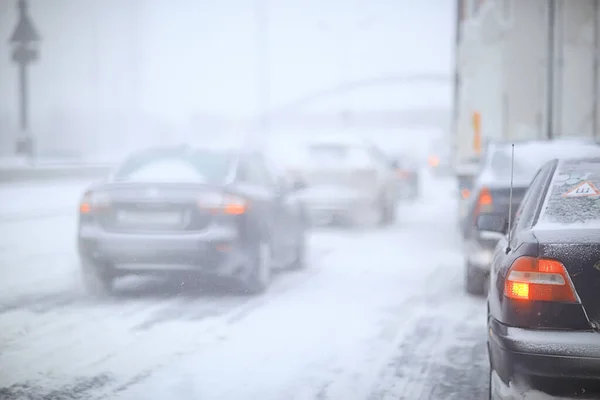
[255,0,270,138]
[9,0,40,163]
[19,62,28,131]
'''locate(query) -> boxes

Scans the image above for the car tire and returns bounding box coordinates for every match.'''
[239,241,272,295]
[488,367,494,399]
[378,196,395,227]
[289,230,307,270]
[465,262,486,295]
[409,182,419,200]
[81,259,114,298]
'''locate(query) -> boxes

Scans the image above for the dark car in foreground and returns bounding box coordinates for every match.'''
[463,139,600,294]
[78,145,307,296]
[479,156,600,399]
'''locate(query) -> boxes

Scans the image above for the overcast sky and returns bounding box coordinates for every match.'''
[0,0,455,126]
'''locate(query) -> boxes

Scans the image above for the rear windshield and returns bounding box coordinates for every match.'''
[305,144,372,168]
[538,157,600,226]
[489,142,600,183]
[114,150,232,183]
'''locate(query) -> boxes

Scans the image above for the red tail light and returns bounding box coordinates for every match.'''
[461,188,471,199]
[197,192,248,215]
[428,155,440,167]
[396,168,410,179]
[473,187,494,220]
[79,191,111,214]
[504,257,579,303]
[478,187,493,206]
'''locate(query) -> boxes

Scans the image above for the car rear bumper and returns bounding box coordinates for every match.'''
[395,178,418,197]
[78,224,248,278]
[489,318,600,383]
[302,199,375,225]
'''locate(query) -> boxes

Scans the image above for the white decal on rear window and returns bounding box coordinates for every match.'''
[562,180,600,198]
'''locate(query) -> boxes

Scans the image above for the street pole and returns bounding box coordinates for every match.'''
[452,0,461,160]
[255,0,270,140]
[18,62,28,131]
[593,0,599,139]
[9,0,40,163]
[545,0,556,139]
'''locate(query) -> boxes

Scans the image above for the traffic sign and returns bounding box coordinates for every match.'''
[9,0,40,44]
[9,0,41,160]
[12,44,38,63]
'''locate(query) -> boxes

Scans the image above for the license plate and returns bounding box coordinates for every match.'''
[117,210,181,225]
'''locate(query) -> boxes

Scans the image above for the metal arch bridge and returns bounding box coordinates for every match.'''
[268,72,452,117]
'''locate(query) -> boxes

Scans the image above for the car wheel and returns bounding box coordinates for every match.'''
[378,197,395,227]
[465,261,486,295]
[385,200,396,224]
[488,367,504,400]
[409,184,419,200]
[240,241,272,295]
[488,367,494,399]
[81,259,114,298]
[289,230,307,270]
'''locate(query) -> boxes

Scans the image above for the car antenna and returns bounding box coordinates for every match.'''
[505,143,515,254]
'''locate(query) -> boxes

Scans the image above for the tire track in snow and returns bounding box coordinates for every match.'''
[367,262,488,400]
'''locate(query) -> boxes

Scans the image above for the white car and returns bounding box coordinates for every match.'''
[272,136,397,227]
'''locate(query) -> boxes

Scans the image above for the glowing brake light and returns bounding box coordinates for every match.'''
[197,192,248,215]
[461,188,471,199]
[504,257,579,303]
[478,187,493,206]
[396,168,410,178]
[79,192,111,214]
[428,155,440,167]
[473,187,494,218]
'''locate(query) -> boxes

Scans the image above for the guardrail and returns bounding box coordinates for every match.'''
[0,165,113,183]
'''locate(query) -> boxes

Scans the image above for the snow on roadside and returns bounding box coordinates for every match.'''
[0,212,80,302]
[0,181,91,221]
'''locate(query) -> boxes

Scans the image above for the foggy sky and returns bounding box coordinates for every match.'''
[0,0,454,125]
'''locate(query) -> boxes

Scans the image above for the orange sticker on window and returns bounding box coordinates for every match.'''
[562,181,600,198]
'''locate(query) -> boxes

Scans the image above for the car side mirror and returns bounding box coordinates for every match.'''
[476,214,508,235]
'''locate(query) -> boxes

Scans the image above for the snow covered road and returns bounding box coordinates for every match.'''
[0,175,489,400]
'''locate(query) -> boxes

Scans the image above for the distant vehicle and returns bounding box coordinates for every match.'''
[78,145,308,297]
[427,138,452,176]
[389,152,420,201]
[455,155,481,236]
[275,136,397,227]
[481,156,600,399]
[463,139,600,294]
